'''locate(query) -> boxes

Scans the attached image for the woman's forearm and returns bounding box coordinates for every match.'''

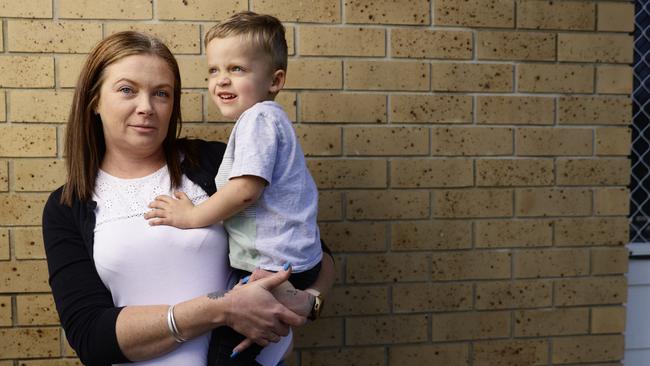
[309,252,336,296]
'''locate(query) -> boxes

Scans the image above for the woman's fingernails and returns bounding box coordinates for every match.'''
[230,351,239,358]
[283,262,292,271]
[241,275,250,284]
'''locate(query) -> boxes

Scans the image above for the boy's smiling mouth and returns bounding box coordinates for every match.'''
[217,92,237,101]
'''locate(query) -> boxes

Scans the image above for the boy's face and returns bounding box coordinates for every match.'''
[206,35,284,120]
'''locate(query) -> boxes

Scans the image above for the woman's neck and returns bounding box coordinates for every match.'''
[101,149,166,179]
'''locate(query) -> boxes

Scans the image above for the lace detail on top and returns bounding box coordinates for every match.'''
[93,165,209,228]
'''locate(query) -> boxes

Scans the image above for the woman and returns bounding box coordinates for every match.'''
[42,31,334,366]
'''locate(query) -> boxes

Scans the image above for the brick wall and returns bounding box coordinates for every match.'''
[0,0,633,365]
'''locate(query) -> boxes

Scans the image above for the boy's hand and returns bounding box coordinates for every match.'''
[144,191,198,229]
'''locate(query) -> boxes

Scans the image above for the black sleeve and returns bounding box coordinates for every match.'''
[42,188,129,365]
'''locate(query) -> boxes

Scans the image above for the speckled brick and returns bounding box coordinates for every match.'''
[286,26,295,56]
[0,328,60,358]
[555,218,628,246]
[592,306,626,334]
[254,0,340,23]
[473,339,548,366]
[597,65,633,94]
[389,343,469,365]
[556,158,630,186]
[19,360,83,366]
[10,91,73,123]
[318,190,342,221]
[391,158,473,188]
[0,56,53,88]
[345,0,430,25]
[157,0,245,20]
[391,29,472,59]
[294,125,341,156]
[598,2,634,32]
[16,294,58,325]
[61,0,152,19]
[552,335,624,364]
[559,33,633,63]
[517,0,595,30]
[432,250,511,280]
[300,93,386,123]
[180,125,232,142]
[286,59,342,89]
[476,219,553,248]
[431,63,513,92]
[320,222,387,252]
[517,64,594,93]
[478,31,555,61]
[106,23,201,54]
[0,260,49,292]
[477,159,554,186]
[476,280,552,309]
[435,0,514,28]
[514,249,589,278]
[301,347,385,366]
[515,307,589,337]
[433,311,510,341]
[559,96,631,125]
[555,277,627,306]
[516,188,591,217]
[0,295,10,326]
[324,286,389,316]
[0,193,48,225]
[432,127,513,156]
[595,188,629,216]
[308,159,386,188]
[592,248,628,275]
[0,161,7,191]
[0,91,5,122]
[516,128,592,156]
[345,127,429,156]
[596,127,631,156]
[57,55,86,88]
[393,282,473,312]
[432,189,513,218]
[14,159,66,192]
[180,92,203,122]
[345,61,429,91]
[293,318,343,347]
[391,94,472,123]
[0,228,8,260]
[391,220,471,251]
[347,253,429,283]
[0,0,51,17]
[300,26,385,56]
[477,96,554,125]
[176,56,206,89]
[346,315,428,345]
[13,227,45,259]
[8,20,101,53]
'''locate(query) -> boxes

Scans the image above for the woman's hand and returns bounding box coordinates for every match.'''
[145,191,198,228]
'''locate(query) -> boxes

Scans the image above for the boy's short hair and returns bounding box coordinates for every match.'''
[205,11,288,72]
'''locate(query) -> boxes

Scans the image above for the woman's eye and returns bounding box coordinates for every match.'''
[118,86,134,94]
[155,90,170,98]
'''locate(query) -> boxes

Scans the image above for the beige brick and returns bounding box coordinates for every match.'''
[473,339,548,366]
[302,347,385,366]
[159,1,246,20]
[517,0,595,30]
[300,26,385,57]
[476,280,552,309]
[476,219,553,248]
[559,33,633,63]
[177,56,207,89]
[557,158,629,186]
[0,56,53,88]
[180,92,203,122]
[0,295,10,326]
[294,125,341,156]
[516,128,592,156]
[598,2,635,32]
[432,63,513,92]
[254,0,340,23]
[391,159,473,188]
[0,228,8,260]
[555,218,628,247]
[346,315,428,345]
[433,189,513,218]
[16,294,58,325]
[552,335,624,364]
[592,306,626,334]
[478,31,555,61]
[394,282,473,312]
[0,260,49,292]
[57,55,87,88]
[345,127,429,156]
[592,248,628,275]
[0,193,48,226]
[180,125,232,142]
[300,93,386,123]
[392,29,472,59]
[477,159,554,187]
[555,277,627,306]
[433,311,510,341]
[332,254,344,284]
[596,127,631,156]
[435,0,514,28]
[432,127,513,156]
[477,96,554,125]
[285,59,342,90]
[106,23,201,54]
[0,126,58,157]
[0,0,52,18]
[559,96,631,125]
[516,188,591,217]
[293,318,343,347]
[320,222,386,252]
[390,343,469,366]
[325,286,388,316]
[318,191,342,221]
[0,91,5,122]
[515,308,589,337]
[518,64,594,93]
[10,91,74,123]
[14,159,66,192]
[8,20,101,53]
[13,227,45,259]
[308,159,386,188]
[0,328,60,358]
[432,250,511,281]
[276,92,297,121]
[0,161,7,191]
[60,0,152,19]
[595,188,629,216]
[346,61,429,91]
[18,361,83,366]
[345,0,430,25]
[391,220,471,251]
[514,249,589,278]
[391,94,472,124]
[347,253,429,283]
[597,65,633,95]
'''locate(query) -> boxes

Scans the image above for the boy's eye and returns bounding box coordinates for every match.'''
[231,66,243,72]
[208,67,218,74]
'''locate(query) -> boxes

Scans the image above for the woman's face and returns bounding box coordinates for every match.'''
[95,54,175,160]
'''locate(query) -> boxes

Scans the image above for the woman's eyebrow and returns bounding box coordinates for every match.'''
[112,78,172,89]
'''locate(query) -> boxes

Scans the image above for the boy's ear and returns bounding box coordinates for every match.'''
[269,69,286,94]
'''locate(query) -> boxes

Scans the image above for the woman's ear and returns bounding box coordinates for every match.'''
[269,69,286,94]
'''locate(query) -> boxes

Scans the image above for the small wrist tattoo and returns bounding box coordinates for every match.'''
[207,290,227,300]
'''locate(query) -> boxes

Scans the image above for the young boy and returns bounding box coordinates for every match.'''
[145,11,323,365]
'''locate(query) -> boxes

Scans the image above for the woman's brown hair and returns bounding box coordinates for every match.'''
[61,31,184,206]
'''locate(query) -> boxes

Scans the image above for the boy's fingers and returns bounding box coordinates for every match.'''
[174,191,189,200]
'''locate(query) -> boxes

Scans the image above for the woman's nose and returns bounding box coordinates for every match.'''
[136,95,154,115]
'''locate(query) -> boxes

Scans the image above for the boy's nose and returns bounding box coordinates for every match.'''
[217,76,231,86]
